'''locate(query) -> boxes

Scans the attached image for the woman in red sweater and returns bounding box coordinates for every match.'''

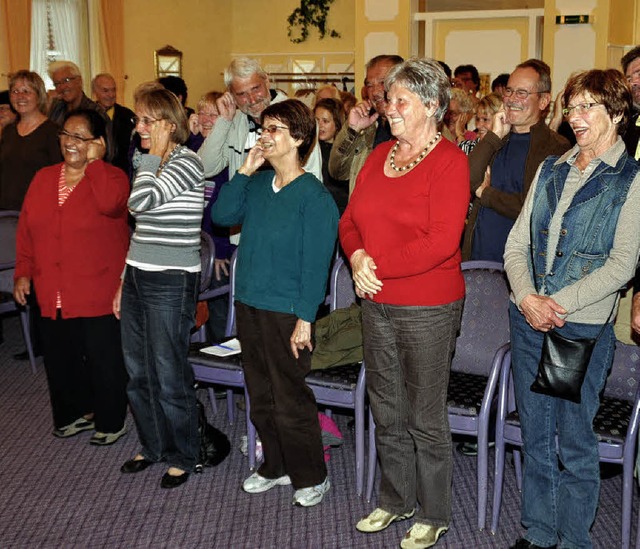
[340,59,469,549]
[14,109,130,444]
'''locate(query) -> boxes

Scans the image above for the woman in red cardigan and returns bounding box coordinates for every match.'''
[340,59,469,549]
[14,109,130,445]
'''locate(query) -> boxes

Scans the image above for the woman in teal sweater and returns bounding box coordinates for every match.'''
[213,99,338,508]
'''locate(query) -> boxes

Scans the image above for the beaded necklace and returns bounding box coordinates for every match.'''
[389,132,441,172]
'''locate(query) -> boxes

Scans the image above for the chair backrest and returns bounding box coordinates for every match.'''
[602,341,640,402]
[199,231,215,294]
[0,211,20,269]
[328,256,357,312]
[451,261,511,376]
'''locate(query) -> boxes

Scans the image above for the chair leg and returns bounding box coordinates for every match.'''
[19,309,36,374]
[491,437,507,534]
[514,448,523,491]
[226,389,235,424]
[621,460,633,549]
[366,409,377,502]
[207,387,218,416]
[476,429,489,531]
[355,400,364,497]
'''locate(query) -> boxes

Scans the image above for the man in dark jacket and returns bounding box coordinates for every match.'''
[462,59,571,262]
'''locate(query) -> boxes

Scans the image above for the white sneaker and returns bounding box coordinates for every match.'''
[242,472,291,494]
[400,523,448,549]
[292,477,330,507]
[356,507,415,533]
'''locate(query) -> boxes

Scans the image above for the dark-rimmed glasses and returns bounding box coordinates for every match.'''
[53,76,79,87]
[58,129,95,143]
[562,103,602,117]
[503,87,550,99]
[261,124,289,135]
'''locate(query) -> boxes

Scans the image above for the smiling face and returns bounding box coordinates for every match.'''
[365,60,395,115]
[259,116,300,161]
[52,67,83,107]
[133,106,158,150]
[230,73,271,120]
[197,103,219,138]
[9,78,39,117]
[503,67,550,133]
[315,107,337,142]
[475,107,495,140]
[93,75,116,110]
[566,92,618,156]
[385,83,431,140]
[625,56,640,110]
[60,115,96,169]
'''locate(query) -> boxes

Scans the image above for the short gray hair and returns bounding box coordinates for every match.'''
[48,60,81,79]
[224,57,268,88]
[385,58,451,123]
[91,73,115,91]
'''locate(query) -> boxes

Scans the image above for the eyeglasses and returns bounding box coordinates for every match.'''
[562,102,602,117]
[502,87,550,99]
[261,124,289,135]
[131,116,160,126]
[58,129,95,143]
[53,75,79,87]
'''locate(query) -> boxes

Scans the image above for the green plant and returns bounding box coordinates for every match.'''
[287,0,341,44]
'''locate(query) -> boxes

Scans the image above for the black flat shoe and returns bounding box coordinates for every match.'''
[160,471,189,489]
[120,458,154,474]
[510,539,556,549]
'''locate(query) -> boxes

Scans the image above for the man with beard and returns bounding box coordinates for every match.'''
[328,54,404,196]
[198,57,322,182]
[461,59,570,262]
[621,46,640,159]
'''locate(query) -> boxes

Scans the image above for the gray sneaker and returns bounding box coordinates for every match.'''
[292,477,330,507]
[242,472,292,494]
[53,417,95,438]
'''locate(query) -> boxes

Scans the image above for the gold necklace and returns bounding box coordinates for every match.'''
[389,132,441,172]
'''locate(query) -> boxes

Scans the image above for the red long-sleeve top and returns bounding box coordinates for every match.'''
[339,139,469,306]
[15,160,130,319]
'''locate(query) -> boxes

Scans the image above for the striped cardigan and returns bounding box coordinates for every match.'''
[127,145,205,270]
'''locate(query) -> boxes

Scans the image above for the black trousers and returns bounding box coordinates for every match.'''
[235,302,326,489]
[40,314,128,432]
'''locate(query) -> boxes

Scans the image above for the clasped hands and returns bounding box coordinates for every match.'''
[520,294,567,332]
[350,249,383,299]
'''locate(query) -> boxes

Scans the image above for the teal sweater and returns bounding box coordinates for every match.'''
[212,170,338,322]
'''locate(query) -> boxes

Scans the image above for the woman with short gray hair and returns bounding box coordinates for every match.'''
[340,58,469,549]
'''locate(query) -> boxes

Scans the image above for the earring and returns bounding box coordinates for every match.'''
[613,116,621,124]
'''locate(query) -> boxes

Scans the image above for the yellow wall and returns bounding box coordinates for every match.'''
[121,0,354,109]
[0,9,9,87]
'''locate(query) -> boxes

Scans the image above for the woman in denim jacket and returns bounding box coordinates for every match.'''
[504,69,640,549]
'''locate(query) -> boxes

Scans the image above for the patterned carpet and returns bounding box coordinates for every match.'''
[0,315,635,548]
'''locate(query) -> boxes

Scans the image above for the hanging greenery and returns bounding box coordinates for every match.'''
[287,0,341,44]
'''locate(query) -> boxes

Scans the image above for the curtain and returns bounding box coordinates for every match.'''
[2,0,32,73]
[98,0,124,104]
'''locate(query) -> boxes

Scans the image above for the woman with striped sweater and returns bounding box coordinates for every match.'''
[115,85,205,489]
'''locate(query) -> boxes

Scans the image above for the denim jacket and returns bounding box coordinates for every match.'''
[530,152,638,297]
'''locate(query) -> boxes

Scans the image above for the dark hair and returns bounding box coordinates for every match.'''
[158,76,188,106]
[454,64,480,88]
[261,99,316,163]
[135,85,189,144]
[366,54,404,72]
[314,98,344,135]
[514,59,551,93]
[621,46,640,74]
[63,108,107,140]
[563,69,631,135]
[437,60,452,79]
[491,73,510,91]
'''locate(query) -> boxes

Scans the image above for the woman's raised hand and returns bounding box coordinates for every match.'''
[149,119,174,159]
[87,137,106,163]
[237,144,265,176]
[350,249,383,298]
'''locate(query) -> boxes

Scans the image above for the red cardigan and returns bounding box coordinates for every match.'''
[15,160,130,319]
[339,139,469,306]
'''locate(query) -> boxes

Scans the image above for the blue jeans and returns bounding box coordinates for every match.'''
[362,299,463,526]
[509,302,615,549]
[121,267,199,472]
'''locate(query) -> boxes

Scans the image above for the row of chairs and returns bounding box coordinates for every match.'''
[191,233,640,548]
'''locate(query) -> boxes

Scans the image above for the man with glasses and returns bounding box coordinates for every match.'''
[48,61,113,162]
[328,54,404,196]
[198,57,322,186]
[461,59,570,262]
[621,46,640,159]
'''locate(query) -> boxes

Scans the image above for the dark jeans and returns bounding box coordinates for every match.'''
[121,267,199,472]
[235,302,327,489]
[362,298,463,526]
[40,313,127,432]
[510,302,615,549]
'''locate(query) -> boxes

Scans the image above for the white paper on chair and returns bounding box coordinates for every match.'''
[200,338,242,357]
